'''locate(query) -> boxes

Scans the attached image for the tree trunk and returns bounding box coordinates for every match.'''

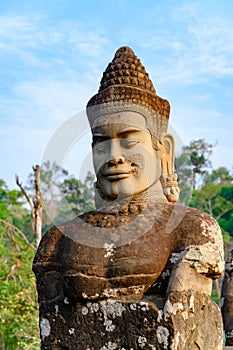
[192,169,196,190]
[16,165,43,248]
[33,165,43,248]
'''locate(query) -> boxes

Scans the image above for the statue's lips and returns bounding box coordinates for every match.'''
[102,169,134,180]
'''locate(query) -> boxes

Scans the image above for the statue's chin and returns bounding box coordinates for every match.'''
[100,189,134,203]
[98,178,135,200]
[97,185,152,205]
[95,177,165,209]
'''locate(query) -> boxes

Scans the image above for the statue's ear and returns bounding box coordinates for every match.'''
[160,134,175,175]
[160,134,180,203]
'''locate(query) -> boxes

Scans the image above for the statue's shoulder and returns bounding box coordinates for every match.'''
[170,204,224,278]
[171,203,223,248]
[161,202,221,240]
[33,211,95,275]
[34,212,92,260]
[181,205,222,242]
[32,224,66,272]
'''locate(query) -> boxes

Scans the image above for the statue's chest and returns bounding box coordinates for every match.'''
[61,225,173,301]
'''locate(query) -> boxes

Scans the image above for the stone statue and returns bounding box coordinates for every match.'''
[33,46,224,349]
[222,246,233,346]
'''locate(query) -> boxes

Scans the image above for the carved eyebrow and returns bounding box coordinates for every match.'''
[117,127,142,134]
[92,128,143,137]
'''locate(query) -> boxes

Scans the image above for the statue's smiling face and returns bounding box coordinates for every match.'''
[92,111,161,200]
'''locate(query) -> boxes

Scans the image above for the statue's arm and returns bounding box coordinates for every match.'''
[167,214,224,294]
[167,260,212,296]
[162,216,224,348]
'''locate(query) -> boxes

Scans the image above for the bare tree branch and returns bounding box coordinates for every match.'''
[15,168,43,248]
[0,218,34,248]
[32,165,42,248]
[15,175,34,215]
[216,207,233,221]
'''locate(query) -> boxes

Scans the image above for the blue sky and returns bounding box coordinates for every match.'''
[1,0,233,188]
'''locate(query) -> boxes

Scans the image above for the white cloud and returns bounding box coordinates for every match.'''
[137,4,233,86]
[0,5,232,188]
[0,13,111,187]
[0,14,111,128]
[0,14,110,73]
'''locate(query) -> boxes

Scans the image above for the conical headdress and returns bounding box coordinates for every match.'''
[86,46,170,138]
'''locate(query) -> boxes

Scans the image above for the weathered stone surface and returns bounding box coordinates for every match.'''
[222,245,233,345]
[38,292,222,349]
[34,202,223,301]
[164,291,223,350]
[34,202,224,349]
[33,46,224,349]
[39,299,173,349]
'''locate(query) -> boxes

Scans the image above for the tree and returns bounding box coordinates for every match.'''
[61,172,94,212]
[218,186,233,240]
[190,167,233,247]
[30,162,95,228]
[203,166,233,186]
[0,180,39,349]
[175,151,193,205]
[176,139,213,191]
[0,219,39,349]
[16,166,43,248]
[25,161,69,231]
[0,179,31,237]
[0,167,96,349]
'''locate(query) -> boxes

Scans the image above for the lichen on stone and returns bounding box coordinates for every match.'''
[40,318,51,340]
[81,306,89,316]
[156,326,169,349]
[138,335,147,348]
[91,303,99,312]
[103,243,116,257]
[103,319,115,332]
[68,328,75,335]
[139,301,149,311]
[157,309,163,322]
[100,341,117,350]
[130,303,137,310]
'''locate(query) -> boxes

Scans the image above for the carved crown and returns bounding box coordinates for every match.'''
[86,46,170,137]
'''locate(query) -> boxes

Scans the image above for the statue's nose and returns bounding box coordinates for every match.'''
[108,156,126,166]
[107,139,126,166]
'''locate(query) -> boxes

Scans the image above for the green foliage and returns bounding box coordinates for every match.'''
[0,169,95,349]
[1,153,231,348]
[40,164,95,226]
[26,162,95,229]
[60,171,95,219]
[176,139,213,190]
[0,220,39,349]
[0,179,32,239]
[0,179,39,349]
[176,141,233,247]
[175,152,193,205]
[211,289,221,305]
[189,167,233,246]
[204,167,233,185]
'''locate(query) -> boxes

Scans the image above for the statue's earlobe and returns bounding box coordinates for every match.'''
[160,134,180,203]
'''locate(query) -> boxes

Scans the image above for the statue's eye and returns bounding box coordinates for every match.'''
[122,139,139,149]
[93,136,109,154]
[94,143,107,154]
